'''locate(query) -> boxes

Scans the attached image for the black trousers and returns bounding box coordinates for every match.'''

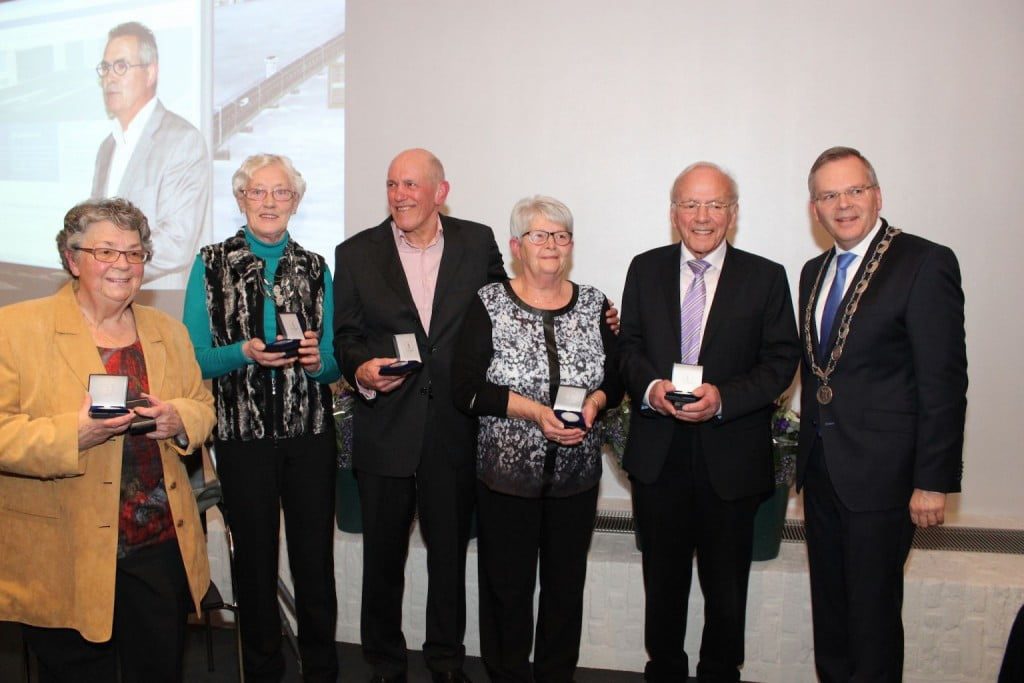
[22,539,189,683]
[476,482,599,683]
[216,432,339,683]
[999,602,1024,682]
[804,437,914,683]
[632,429,760,683]
[356,452,476,678]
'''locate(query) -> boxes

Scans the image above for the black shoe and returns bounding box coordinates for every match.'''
[431,671,472,683]
[369,675,407,683]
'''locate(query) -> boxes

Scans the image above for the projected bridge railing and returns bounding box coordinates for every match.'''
[213,33,345,152]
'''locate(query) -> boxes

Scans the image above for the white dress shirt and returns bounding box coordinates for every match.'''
[814,219,883,333]
[679,239,728,341]
[643,239,729,408]
[104,96,158,197]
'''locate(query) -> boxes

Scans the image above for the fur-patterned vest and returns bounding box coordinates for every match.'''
[201,230,332,441]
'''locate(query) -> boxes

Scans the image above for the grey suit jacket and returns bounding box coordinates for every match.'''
[92,99,211,289]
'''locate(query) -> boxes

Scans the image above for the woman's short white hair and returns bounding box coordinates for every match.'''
[509,195,574,240]
[231,153,307,203]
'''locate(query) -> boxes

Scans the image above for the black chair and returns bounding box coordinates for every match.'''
[186,448,245,682]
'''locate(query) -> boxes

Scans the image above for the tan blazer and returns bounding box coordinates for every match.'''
[0,282,216,642]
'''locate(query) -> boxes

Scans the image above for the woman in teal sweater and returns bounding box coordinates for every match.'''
[183,154,340,683]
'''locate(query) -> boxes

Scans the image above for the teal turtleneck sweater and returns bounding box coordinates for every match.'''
[182,227,340,383]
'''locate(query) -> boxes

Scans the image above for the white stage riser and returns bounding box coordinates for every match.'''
[204,513,1024,682]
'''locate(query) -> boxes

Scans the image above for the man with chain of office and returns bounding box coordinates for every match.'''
[796,146,968,682]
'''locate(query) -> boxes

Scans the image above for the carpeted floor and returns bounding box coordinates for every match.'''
[2,619,761,681]
[1,619,652,682]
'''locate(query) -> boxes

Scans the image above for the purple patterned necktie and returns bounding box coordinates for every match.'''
[680,259,711,364]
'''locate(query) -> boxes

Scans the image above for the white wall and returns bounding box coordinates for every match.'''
[345,0,1024,522]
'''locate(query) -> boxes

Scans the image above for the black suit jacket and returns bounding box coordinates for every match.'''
[796,220,967,511]
[618,242,800,499]
[333,215,506,477]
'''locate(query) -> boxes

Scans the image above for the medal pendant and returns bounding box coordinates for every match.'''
[817,385,833,405]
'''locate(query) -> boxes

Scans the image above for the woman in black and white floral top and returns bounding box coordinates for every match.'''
[453,195,622,683]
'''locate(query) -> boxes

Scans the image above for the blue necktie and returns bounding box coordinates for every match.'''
[818,252,857,361]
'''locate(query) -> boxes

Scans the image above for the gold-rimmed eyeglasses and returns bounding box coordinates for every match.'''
[73,246,150,264]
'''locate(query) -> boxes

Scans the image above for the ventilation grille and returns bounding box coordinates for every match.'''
[780,520,804,543]
[594,512,1024,555]
[593,510,635,534]
[910,524,1024,554]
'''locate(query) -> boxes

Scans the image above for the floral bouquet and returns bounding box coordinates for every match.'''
[771,399,799,487]
[601,397,631,466]
[334,379,356,470]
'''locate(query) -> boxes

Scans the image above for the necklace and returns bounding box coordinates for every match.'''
[261,275,277,300]
[77,297,133,330]
[517,280,568,308]
[80,307,136,347]
[804,225,901,404]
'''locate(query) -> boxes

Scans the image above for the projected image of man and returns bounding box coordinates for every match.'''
[92,21,211,290]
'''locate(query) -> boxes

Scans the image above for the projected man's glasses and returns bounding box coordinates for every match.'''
[73,247,151,264]
[95,59,149,77]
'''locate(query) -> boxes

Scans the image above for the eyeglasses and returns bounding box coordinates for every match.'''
[240,188,297,202]
[813,184,878,205]
[73,246,150,264]
[671,200,735,216]
[95,60,149,77]
[522,230,573,246]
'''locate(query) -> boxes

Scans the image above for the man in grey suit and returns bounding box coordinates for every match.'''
[92,21,211,289]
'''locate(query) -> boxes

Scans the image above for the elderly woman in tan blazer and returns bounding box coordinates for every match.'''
[0,198,215,683]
